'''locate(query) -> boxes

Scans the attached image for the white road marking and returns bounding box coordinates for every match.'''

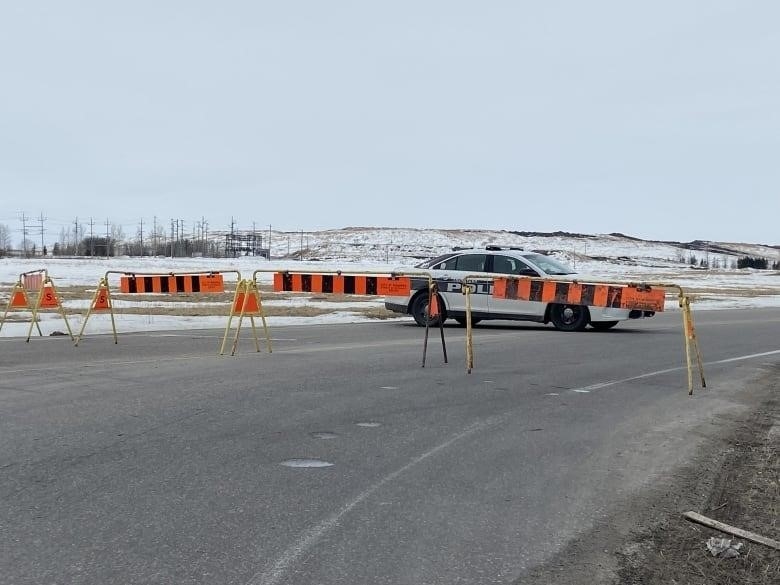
[569,349,780,394]
[245,415,509,585]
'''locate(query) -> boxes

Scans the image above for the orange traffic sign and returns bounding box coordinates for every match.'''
[10,289,29,309]
[39,285,60,308]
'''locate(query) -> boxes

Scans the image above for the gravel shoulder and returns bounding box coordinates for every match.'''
[517,365,779,584]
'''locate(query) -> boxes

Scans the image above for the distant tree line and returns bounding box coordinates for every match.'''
[0,223,11,257]
[737,256,780,270]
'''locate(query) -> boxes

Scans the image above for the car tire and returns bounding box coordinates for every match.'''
[590,321,619,330]
[411,293,446,327]
[454,317,481,327]
[549,304,589,332]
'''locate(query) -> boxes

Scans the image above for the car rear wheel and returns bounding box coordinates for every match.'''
[549,304,589,332]
[590,321,619,330]
[411,293,446,327]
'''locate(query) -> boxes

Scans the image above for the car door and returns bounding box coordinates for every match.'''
[486,254,547,318]
[430,253,491,315]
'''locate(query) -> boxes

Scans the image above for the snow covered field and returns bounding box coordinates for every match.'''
[2,229,779,338]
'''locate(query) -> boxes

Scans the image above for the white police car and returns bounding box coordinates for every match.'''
[384,247,654,331]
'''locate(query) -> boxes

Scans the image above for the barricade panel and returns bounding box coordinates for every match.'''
[272,273,412,296]
[259,268,444,366]
[23,273,43,291]
[492,277,665,313]
[120,273,226,295]
[377,277,411,296]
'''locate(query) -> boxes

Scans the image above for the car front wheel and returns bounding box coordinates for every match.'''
[411,293,446,327]
[549,303,589,332]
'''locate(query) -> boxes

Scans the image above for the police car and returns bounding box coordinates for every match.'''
[384,246,655,331]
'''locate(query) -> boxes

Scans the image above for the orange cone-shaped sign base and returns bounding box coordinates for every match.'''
[39,285,59,308]
[93,287,112,311]
[10,289,29,309]
[233,291,260,315]
[429,294,440,317]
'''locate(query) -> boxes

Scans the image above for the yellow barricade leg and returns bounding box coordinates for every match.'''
[466,286,474,374]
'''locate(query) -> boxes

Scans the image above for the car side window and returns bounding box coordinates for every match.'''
[432,257,458,270]
[493,255,539,276]
[454,254,487,272]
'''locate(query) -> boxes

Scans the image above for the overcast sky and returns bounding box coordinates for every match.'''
[1,1,778,245]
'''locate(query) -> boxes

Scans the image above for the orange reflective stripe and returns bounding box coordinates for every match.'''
[592,286,609,307]
[273,273,284,292]
[354,277,367,295]
[541,281,557,302]
[567,282,583,304]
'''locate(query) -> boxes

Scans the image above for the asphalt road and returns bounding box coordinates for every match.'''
[2,309,779,585]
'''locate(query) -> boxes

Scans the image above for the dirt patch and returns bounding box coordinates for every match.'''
[617,395,779,585]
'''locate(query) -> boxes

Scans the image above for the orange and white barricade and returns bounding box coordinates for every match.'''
[76,270,238,349]
[1,270,73,341]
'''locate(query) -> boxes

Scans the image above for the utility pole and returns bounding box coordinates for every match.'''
[170,219,175,257]
[105,218,111,258]
[73,217,80,255]
[88,217,95,256]
[153,216,158,255]
[230,217,236,258]
[38,212,46,255]
[200,215,206,256]
[139,217,144,256]
[20,213,29,257]
[268,224,272,260]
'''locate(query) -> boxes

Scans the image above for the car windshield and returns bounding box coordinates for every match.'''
[521,253,576,275]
